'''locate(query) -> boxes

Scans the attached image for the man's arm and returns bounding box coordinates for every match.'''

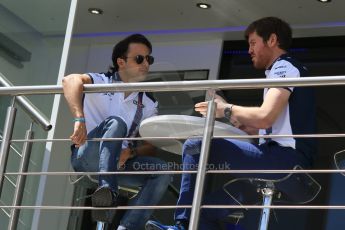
[231,88,291,129]
[118,141,158,168]
[237,125,259,135]
[62,74,92,146]
[195,88,291,130]
[134,141,158,156]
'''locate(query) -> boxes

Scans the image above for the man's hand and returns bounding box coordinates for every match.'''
[118,148,131,169]
[70,121,87,147]
[195,94,228,118]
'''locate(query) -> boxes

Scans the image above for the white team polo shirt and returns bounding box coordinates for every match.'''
[259,55,304,149]
[83,72,158,148]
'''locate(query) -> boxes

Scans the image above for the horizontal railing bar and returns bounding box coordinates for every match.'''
[206,169,345,174]
[1,76,345,96]
[3,169,345,176]
[1,205,345,210]
[8,133,345,143]
[202,205,345,210]
[2,205,190,210]
[4,171,196,176]
[10,136,201,143]
[0,73,52,131]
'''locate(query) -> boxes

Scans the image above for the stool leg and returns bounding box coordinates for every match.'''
[96,221,106,230]
[258,188,274,230]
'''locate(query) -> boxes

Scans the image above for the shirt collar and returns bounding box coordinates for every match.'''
[113,72,123,82]
[266,53,289,70]
[113,72,141,102]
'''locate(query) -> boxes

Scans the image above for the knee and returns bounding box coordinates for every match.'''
[104,116,127,136]
[182,139,202,156]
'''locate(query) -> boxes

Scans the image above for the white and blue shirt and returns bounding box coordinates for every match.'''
[259,54,316,160]
[83,72,158,148]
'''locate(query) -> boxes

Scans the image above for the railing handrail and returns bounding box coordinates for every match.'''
[0,73,52,131]
[0,75,344,96]
[1,74,344,229]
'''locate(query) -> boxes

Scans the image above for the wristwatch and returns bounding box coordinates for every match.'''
[224,105,233,120]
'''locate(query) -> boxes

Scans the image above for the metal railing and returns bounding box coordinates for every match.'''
[1,76,345,230]
[1,75,345,96]
[0,72,52,131]
[0,73,52,230]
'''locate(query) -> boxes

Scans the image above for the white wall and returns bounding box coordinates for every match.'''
[82,39,222,80]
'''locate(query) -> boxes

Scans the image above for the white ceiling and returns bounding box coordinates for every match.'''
[2,0,345,44]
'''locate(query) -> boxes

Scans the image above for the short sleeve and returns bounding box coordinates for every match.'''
[86,73,108,84]
[270,60,300,92]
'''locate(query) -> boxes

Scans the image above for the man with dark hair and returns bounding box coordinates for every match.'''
[110,34,153,74]
[63,34,171,230]
[244,16,292,51]
[145,16,315,230]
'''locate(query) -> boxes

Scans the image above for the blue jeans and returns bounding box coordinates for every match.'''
[174,138,311,230]
[71,116,171,229]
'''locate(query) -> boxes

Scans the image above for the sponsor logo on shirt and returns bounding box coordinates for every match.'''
[274,71,286,75]
[274,65,286,69]
[103,92,115,97]
[274,70,286,78]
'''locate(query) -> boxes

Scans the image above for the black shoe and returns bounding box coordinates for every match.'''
[91,186,117,207]
[91,186,117,223]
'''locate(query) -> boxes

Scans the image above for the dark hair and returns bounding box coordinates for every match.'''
[109,34,152,73]
[244,17,292,51]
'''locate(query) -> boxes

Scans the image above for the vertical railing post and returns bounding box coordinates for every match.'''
[8,123,34,230]
[0,98,17,196]
[96,222,106,230]
[189,91,216,230]
[259,188,274,230]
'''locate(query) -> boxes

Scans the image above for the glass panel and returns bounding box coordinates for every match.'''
[145,70,208,115]
[0,1,71,229]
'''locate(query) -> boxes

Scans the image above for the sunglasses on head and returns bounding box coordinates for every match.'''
[123,55,154,65]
